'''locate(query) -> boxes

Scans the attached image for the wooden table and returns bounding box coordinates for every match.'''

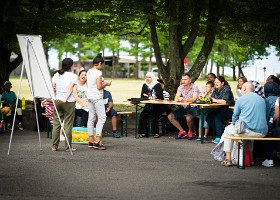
[132,100,191,138]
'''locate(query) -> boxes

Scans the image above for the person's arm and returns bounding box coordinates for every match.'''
[60,82,75,103]
[106,102,113,113]
[155,84,164,100]
[141,84,149,98]
[212,98,227,104]
[73,85,88,107]
[96,76,111,90]
[175,91,183,101]
[273,106,279,122]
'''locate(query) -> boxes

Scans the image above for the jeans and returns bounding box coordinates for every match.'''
[206,107,233,138]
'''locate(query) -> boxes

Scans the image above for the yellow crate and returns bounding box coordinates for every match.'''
[72,127,101,143]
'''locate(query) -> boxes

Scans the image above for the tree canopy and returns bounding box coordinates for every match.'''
[1,0,280,95]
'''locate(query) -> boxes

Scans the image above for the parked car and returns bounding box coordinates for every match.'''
[151,67,159,78]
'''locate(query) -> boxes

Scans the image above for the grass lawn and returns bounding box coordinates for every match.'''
[9,77,241,110]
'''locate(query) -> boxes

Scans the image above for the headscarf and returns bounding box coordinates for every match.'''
[144,72,158,90]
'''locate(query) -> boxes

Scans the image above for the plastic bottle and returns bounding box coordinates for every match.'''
[22,97,26,110]
[238,143,244,168]
[152,89,156,100]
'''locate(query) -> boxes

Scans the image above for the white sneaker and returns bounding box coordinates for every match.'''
[262,159,273,167]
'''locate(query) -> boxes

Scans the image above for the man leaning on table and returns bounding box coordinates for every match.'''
[220,82,268,167]
[167,73,199,140]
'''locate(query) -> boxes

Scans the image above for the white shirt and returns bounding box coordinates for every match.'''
[87,69,103,100]
[52,72,78,102]
[275,98,279,106]
[76,83,89,112]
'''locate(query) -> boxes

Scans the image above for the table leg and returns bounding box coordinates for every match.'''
[200,108,205,144]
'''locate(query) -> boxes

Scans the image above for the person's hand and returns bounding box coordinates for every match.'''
[106,107,111,113]
[106,81,112,86]
[55,99,66,103]
[177,97,184,102]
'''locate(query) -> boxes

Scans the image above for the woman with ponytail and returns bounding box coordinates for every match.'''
[87,53,111,150]
[51,58,78,152]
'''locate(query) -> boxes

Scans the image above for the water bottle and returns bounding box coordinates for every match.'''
[22,97,26,110]
[238,143,244,168]
[152,89,156,100]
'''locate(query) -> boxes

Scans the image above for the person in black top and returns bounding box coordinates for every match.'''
[138,72,164,138]
[206,76,235,144]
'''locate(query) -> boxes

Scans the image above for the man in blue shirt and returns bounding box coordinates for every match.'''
[103,90,120,138]
[221,82,268,167]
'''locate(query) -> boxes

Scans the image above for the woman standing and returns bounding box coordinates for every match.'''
[74,70,89,127]
[206,76,235,144]
[138,72,164,138]
[87,53,111,150]
[52,58,77,152]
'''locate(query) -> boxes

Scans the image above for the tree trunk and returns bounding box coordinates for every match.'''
[232,65,236,81]
[189,0,226,82]
[0,46,22,86]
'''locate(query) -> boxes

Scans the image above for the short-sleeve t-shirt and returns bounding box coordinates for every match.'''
[76,83,89,112]
[2,91,17,105]
[52,72,78,102]
[177,83,199,99]
[87,69,103,100]
[275,98,279,106]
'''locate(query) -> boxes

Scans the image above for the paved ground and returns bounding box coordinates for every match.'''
[0,130,280,200]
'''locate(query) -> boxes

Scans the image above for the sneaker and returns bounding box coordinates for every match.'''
[187,131,193,140]
[88,142,94,148]
[92,141,106,150]
[196,136,207,141]
[176,131,187,139]
[18,122,23,130]
[98,143,106,150]
[113,131,120,138]
[262,159,273,167]
[212,138,220,144]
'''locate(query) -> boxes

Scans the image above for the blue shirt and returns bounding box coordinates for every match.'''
[103,90,113,109]
[232,92,268,134]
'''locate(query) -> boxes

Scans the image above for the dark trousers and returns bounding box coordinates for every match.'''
[138,104,164,136]
[75,109,88,127]
[206,107,233,138]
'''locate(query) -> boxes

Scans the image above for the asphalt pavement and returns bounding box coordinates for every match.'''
[0,130,280,200]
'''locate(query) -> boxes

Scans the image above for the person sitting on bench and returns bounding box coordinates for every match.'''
[221,82,268,167]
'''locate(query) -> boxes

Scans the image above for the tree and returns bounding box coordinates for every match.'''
[0,0,109,85]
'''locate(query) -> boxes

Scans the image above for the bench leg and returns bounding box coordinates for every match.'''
[124,115,128,137]
[120,114,124,137]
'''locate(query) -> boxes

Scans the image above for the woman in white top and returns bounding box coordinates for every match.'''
[236,76,247,99]
[52,58,78,152]
[74,70,89,127]
[87,53,111,150]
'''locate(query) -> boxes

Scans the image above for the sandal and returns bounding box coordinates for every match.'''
[153,134,160,138]
[221,159,233,167]
[139,134,145,138]
[52,147,58,151]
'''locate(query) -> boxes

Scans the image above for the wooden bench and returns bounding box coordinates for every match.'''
[117,111,133,137]
[224,135,280,169]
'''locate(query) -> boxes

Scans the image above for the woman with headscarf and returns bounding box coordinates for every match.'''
[138,72,164,138]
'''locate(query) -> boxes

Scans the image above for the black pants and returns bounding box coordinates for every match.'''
[138,104,165,136]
